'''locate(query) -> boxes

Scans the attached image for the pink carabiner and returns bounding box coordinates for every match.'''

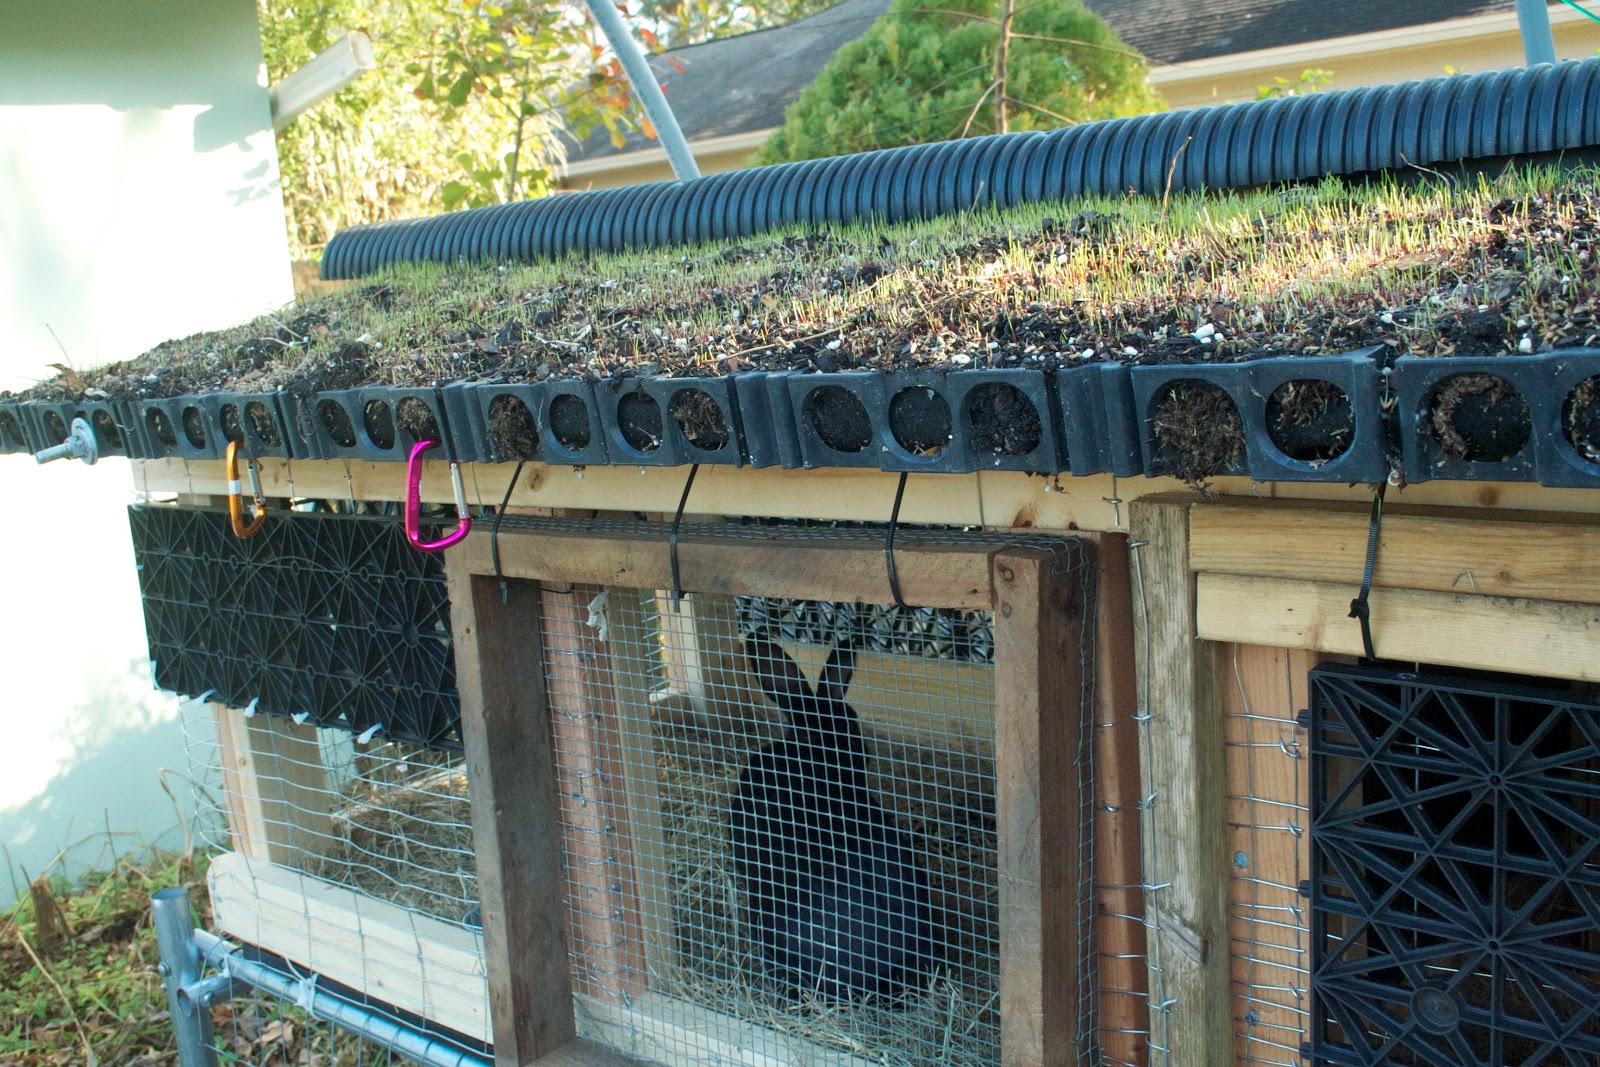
[405,439,472,552]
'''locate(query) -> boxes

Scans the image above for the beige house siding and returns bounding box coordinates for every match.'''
[560,4,1600,191]
[1155,5,1599,108]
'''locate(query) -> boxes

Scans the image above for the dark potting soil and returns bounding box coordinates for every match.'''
[362,399,397,450]
[617,390,664,453]
[967,382,1042,457]
[805,385,873,453]
[1264,379,1354,462]
[1563,375,1600,461]
[1426,373,1531,462]
[246,401,283,447]
[1149,380,1245,486]
[317,399,358,448]
[0,411,24,448]
[887,386,952,456]
[91,410,124,449]
[487,394,539,459]
[219,403,246,443]
[548,393,592,451]
[668,389,730,451]
[396,397,440,442]
[180,406,207,449]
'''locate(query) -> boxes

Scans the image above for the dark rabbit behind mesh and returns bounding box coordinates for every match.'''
[728,634,935,1003]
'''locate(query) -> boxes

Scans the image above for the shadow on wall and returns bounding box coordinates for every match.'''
[0,656,203,905]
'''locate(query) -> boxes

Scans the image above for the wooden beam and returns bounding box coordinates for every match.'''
[211,705,332,867]
[454,525,998,610]
[1083,532,1149,1067]
[993,548,1087,1067]
[1197,573,1600,683]
[1191,503,1600,604]
[209,852,492,1042]
[604,591,678,985]
[539,584,647,1004]
[137,457,1600,536]
[1127,499,1233,1067]
[576,992,875,1067]
[446,567,577,1065]
[1220,644,1316,1067]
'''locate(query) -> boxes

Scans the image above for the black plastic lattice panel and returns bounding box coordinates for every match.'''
[1309,663,1600,1066]
[129,506,460,750]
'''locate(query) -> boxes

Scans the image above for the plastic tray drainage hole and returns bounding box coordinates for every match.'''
[219,404,245,443]
[363,399,397,451]
[180,406,207,449]
[1150,379,1244,480]
[488,394,539,459]
[968,382,1042,456]
[1561,374,1600,465]
[549,393,592,451]
[617,391,663,453]
[1265,379,1354,462]
[146,408,177,448]
[1424,373,1529,462]
[805,384,872,453]
[0,412,22,448]
[44,411,68,442]
[318,399,358,448]
[245,401,283,448]
[396,396,439,443]
[668,388,729,452]
[889,386,952,456]
[91,409,123,449]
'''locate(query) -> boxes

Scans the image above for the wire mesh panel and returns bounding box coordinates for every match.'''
[182,700,493,1055]
[1309,662,1600,1066]
[503,528,1100,1067]
[546,586,1006,1065]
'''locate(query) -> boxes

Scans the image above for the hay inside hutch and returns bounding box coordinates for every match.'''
[17,61,1600,1067]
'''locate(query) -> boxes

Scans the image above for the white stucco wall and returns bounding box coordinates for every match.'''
[0,0,292,902]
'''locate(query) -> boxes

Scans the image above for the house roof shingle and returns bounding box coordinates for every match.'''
[565,0,1524,164]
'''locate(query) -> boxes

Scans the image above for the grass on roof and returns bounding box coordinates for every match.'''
[17,162,1600,403]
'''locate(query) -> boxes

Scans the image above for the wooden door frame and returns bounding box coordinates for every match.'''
[444,522,1102,1067]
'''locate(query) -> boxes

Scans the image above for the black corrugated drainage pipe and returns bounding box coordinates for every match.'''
[324,59,1600,279]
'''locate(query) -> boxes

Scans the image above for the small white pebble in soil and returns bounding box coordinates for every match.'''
[950,353,972,365]
[826,339,842,350]
[986,341,999,350]
[1519,335,1535,353]
[1381,312,1395,324]
[1517,317,1529,328]
[1193,323,1216,341]
[1055,253,1069,265]
[1123,346,1138,356]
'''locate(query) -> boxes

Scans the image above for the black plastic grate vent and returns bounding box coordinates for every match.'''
[129,505,460,750]
[1309,662,1600,1066]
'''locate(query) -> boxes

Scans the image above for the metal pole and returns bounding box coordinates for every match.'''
[151,888,218,1067]
[193,930,493,1067]
[584,0,701,181]
[1516,0,1558,65]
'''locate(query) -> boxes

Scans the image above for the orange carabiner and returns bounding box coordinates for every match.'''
[225,439,267,539]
